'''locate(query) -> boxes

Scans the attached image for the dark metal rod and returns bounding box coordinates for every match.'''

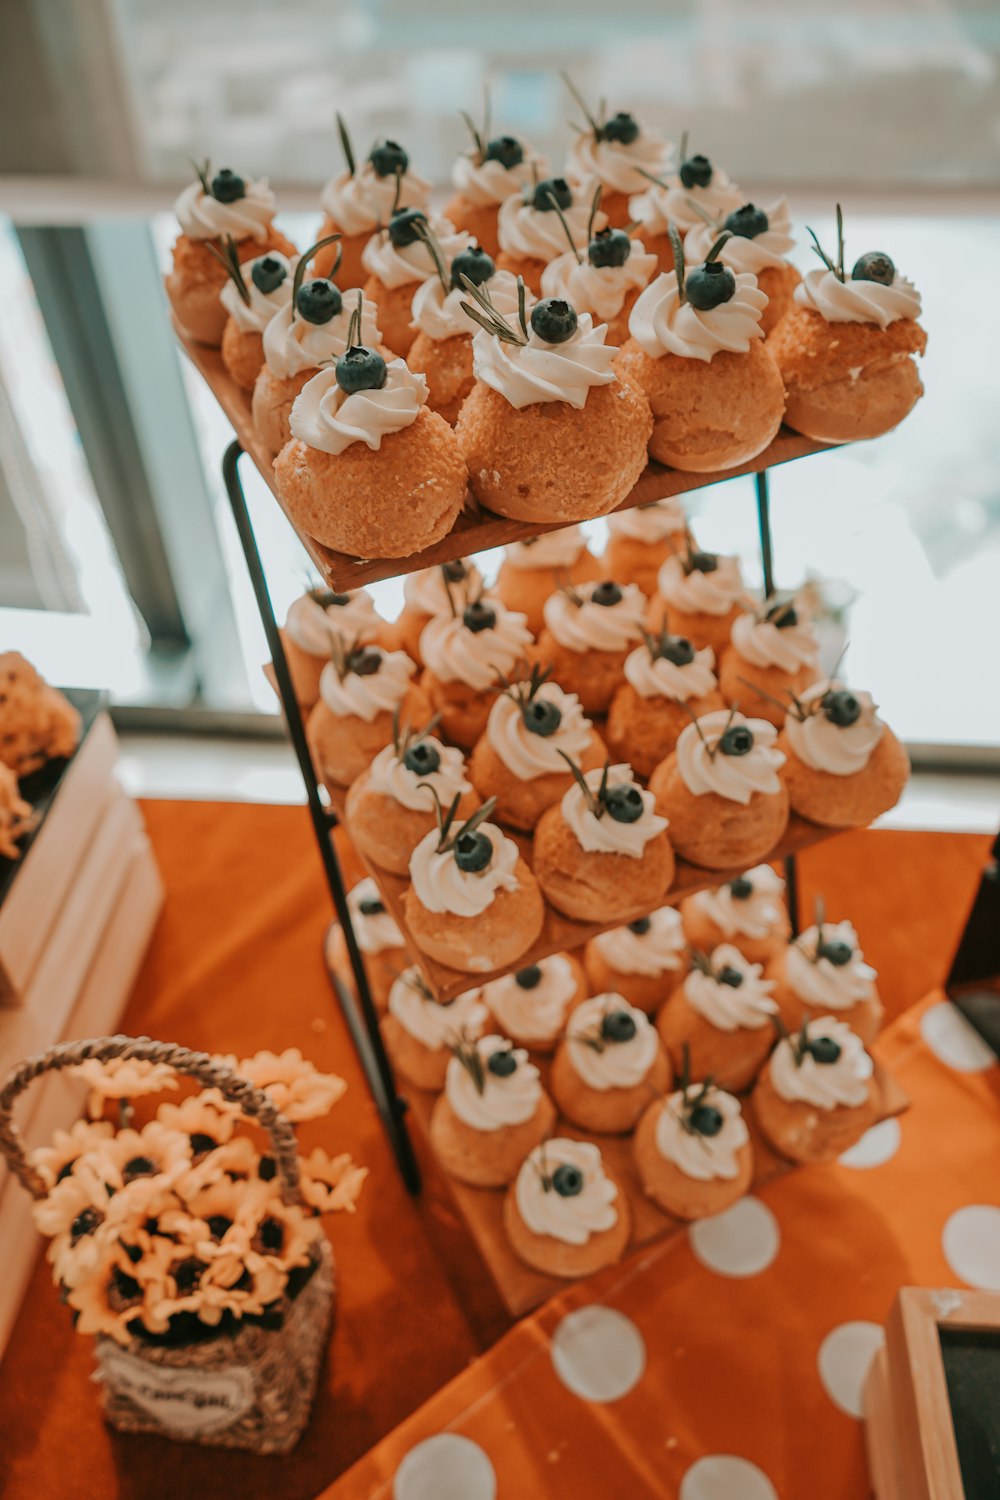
[221,441,420,1193]
[755,468,775,599]
[784,854,800,938]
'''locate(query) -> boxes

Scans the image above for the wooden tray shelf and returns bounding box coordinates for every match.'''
[328,782,843,1003]
[402,1059,909,1317]
[173,320,834,592]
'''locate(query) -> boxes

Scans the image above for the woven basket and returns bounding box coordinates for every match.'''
[0,1035,336,1454]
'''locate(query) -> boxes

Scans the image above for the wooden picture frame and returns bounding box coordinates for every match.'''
[864,1286,1000,1499]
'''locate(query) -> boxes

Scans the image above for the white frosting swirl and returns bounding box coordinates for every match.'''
[174,177,276,243]
[629,268,766,362]
[504,526,588,570]
[784,680,885,777]
[628,165,743,236]
[361,215,474,290]
[285,589,379,655]
[451,142,545,206]
[607,498,686,542]
[623,641,718,703]
[682,945,778,1031]
[514,1138,618,1245]
[592,906,686,978]
[403,562,483,617]
[561,764,668,858]
[318,649,414,724]
[795,268,921,329]
[221,252,295,333]
[387,967,487,1050]
[565,995,659,1089]
[656,553,745,616]
[689,864,786,941]
[412,267,523,341]
[408,822,521,918]
[419,604,533,691]
[471,314,617,411]
[542,580,646,653]
[567,128,673,197]
[654,1087,749,1181]
[486,684,594,781]
[289,360,427,455]
[786,921,876,1011]
[675,709,786,805]
[320,162,431,237]
[262,293,382,379]
[347,877,403,954]
[769,1016,873,1109]
[497,193,603,263]
[540,244,657,322]
[730,609,819,673]
[445,1036,542,1131]
[482,955,579,1042]
[685,199,795,275]
[367,737,473,814]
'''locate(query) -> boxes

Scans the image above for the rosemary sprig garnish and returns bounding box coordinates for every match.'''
[516,275,528,339]
[673,699,736,762]
[670,227,686,302]
[336,113,356,176]
[459,87,492,164]
[458,273,528,346]
[204,234,251,306]
[556,753,612,819]
[344,290,365,351]
[424,788,498,855]
[190,158,212,196]
[684,195,722,230]
[291,234,344,312]
[327,631,373,682]
[806,204,846,283]
[561,72,604,141]
[734,674,806,723]
[497,661,553,707]
[703,230,733,266]
[391,704,442,759]
[554,572,586,607]
[634,165,671,192]
[586,183,603,245]
[450,1031,487,1095]
[545,188,584,266]
[410,217,450,295]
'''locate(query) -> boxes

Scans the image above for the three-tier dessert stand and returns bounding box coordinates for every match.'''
[184,326,831,1198]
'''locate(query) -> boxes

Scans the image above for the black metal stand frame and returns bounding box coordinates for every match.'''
[222,441,797,1194]
[222,442,421,1192]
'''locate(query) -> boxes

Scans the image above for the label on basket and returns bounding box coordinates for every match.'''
[97,1344,255,1436]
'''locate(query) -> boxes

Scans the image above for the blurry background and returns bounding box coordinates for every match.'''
[0,0,998,765]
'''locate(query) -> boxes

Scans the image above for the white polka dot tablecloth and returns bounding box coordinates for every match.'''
[328,993,998,1500]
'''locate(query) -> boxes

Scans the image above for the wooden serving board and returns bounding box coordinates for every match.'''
[403,1059,910,1318]
[173,320,833,593]
[327,783,842,1002]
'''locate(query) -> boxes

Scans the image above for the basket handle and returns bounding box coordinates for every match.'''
[0,1035,303,1204]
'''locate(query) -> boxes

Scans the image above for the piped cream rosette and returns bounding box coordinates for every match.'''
[289,360,428,454]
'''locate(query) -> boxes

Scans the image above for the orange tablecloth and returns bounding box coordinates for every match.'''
[326,993,1000,1500]
[0,804,993,1500]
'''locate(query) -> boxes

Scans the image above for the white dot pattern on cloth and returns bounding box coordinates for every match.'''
[919,1001,995,1072]
[942,1205,1000,1290]
[679,1454,779,1500]
[393,1433,497,1500]
[817,1321,885,1418]
[837,1117,901,1169]
[688,1196,780,1277]
[550,1306,646,1402]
